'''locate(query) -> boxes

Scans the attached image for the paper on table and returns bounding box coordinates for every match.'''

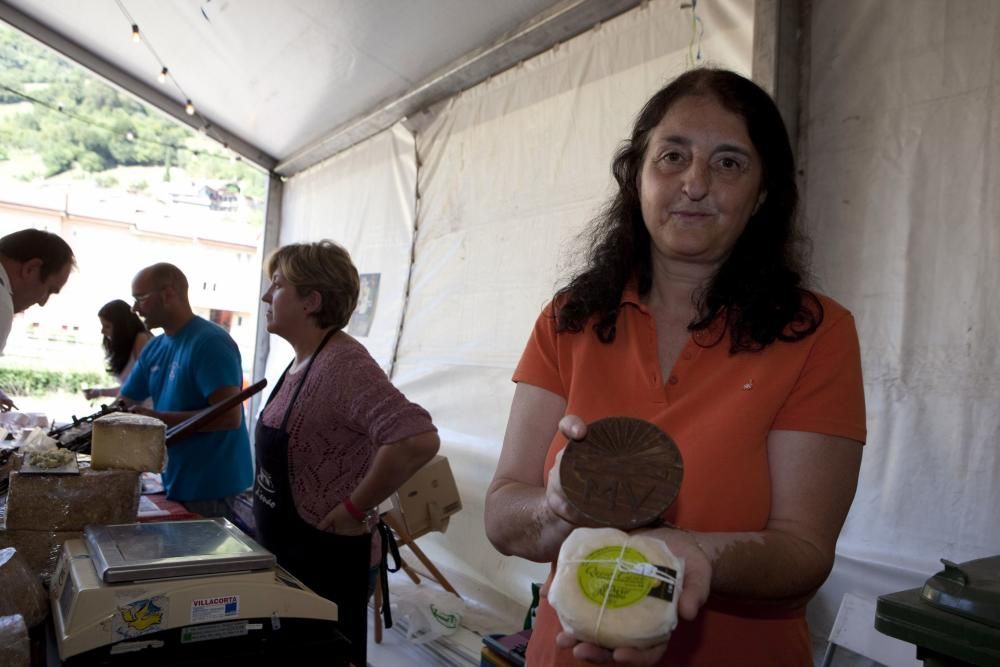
[137,495,170,518]
[140,472,164,494]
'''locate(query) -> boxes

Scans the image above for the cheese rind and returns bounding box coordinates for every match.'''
[548,527,684,649]
[90,413,166,472]
[0,548,47,628]
[5,468,140,531]
[0,614,30,667]
[0,529,81,586]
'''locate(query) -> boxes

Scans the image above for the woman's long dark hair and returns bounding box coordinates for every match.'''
[556,68,821,352]
[98,299,148,376]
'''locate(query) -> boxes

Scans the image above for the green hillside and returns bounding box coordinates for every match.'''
[0,23,264,200]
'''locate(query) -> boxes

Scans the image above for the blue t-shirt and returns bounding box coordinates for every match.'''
[121,316,252,501]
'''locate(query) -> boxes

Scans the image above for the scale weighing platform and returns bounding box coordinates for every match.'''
[50,518,350,666]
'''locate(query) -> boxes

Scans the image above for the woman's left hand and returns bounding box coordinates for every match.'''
[556,632,668,666]
[635,526,713,616]
[317,503,368,536]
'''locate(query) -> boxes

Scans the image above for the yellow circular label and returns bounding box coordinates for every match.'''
[577,546,653,609]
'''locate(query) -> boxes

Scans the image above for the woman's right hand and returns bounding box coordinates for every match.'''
[486,387,590,563]
[83,388,101,400]
[544,415,594,526]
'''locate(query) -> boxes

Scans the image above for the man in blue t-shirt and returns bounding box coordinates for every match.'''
[120,262,252,519]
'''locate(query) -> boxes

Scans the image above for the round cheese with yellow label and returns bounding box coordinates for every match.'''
[548,527,684,649]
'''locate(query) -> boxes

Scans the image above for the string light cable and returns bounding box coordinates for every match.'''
[114,0,196,116]
[0,81,237,163]
[680,0,705,67]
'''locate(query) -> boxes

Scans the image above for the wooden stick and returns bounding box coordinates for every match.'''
[165,379,267,446]
[383,512,461,598]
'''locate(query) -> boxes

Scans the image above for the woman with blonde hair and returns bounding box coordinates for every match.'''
[254,239,439,667]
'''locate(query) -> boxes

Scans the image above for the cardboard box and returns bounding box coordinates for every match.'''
[394,455,462,539]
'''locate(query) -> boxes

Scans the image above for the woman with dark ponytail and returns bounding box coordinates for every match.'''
[83,299,151,400]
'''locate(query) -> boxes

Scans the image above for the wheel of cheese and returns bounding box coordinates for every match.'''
[548,527,684,649]
[90,412,166,472]
[5,469,140,531]
[559,417,683,529]
[0,614,30,667]
[0,548,48,628]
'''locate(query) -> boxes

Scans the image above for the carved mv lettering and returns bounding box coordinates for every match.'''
[582,476,657,511]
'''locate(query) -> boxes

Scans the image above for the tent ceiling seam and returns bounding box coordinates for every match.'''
[275,0,641,177]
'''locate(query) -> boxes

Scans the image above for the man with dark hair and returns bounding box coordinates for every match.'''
[0,228,76,410]
[119,262,252,520]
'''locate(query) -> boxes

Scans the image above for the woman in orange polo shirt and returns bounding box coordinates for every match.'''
[485,68,865,667]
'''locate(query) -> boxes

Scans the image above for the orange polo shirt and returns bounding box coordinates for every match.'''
[513,288,866,667]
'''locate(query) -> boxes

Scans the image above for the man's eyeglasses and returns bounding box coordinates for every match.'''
[133,288,163,305]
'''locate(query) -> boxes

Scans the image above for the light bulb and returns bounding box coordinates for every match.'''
[185,100,195,115]
[131,24,140,43]
[158,67,168,84]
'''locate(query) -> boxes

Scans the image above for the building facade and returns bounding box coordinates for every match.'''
[0,183,262,377]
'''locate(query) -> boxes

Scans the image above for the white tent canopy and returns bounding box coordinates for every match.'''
[0,0,641,172]
[3,0,999,655]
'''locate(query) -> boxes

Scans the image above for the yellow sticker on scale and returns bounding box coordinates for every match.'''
[113,596,167,639]
[577,546,654,608]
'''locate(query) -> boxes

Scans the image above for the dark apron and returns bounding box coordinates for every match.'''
[253,330,375,667]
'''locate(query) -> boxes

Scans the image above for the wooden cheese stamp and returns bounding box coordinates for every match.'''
[559,417,683,529]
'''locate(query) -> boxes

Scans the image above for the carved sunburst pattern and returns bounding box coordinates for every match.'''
[560,416,683,529]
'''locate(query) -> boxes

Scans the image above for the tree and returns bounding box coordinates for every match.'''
[0,24,264,201]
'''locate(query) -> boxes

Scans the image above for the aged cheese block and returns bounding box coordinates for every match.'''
[90,412,166,472]
[548,527,684,649]
[0,529,81,586]
[0,614,30,667]
[560,417,683,529]
[0,548,48,628]
[5,468,140,531]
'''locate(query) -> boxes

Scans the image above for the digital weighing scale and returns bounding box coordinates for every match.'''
[50,518,350,665]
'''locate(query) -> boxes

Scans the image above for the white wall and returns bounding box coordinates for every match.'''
[265,124,417,390]
[802,0,1000,636]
